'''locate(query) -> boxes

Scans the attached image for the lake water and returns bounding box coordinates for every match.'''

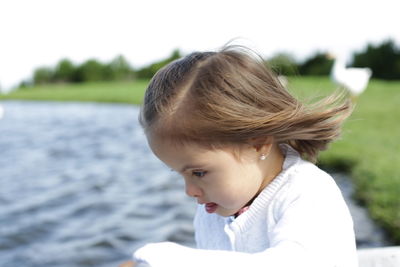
[0,101,392,267]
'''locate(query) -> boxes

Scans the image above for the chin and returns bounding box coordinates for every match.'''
[216,209,237,217]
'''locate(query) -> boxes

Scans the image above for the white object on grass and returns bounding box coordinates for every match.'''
[330,55,372,98]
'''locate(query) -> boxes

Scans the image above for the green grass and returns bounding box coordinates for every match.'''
[1,77,400,244]
[288,77,400,244]
[0,80,148,104]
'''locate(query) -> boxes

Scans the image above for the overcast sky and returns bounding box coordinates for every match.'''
[1,0,399,91]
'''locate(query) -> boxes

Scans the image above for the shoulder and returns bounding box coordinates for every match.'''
[290,158,336,188]
[278,145,340,196]
[293,158,341,196]
[272,155,346,217]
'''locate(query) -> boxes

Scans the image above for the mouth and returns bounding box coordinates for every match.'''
[205,202,218,214]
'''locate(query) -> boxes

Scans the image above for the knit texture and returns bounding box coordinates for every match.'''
[134,144,358,267]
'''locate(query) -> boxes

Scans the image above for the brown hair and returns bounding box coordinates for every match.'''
[139,45,352,163]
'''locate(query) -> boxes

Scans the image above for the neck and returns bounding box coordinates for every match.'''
[258,143,284,193]
[234,143,285,218]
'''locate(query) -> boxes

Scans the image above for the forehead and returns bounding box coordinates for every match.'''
[146,133,248,167]
[147,133,217,158]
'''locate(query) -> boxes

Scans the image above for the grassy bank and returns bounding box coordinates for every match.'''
[289,77,400,244]
[1,77,400,244]
[0,80,148,105]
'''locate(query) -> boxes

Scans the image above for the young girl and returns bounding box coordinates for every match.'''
[131,45,358,267]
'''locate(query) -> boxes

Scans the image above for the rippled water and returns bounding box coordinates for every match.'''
[0,101,196,267]
[0,101,391,267]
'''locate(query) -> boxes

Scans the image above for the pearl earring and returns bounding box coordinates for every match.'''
[260,153,267,160]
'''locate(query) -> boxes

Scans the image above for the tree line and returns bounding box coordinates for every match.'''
[22,39,400,88]
[22,49,181,87]
[267,39,400,80]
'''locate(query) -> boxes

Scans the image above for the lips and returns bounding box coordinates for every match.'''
[205,202,218,213]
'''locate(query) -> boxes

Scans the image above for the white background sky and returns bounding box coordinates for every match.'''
[1,0,399,91]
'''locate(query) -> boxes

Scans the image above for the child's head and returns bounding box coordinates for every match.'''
[146,131,283,217]
[139,45,352,216]
[139,45,351,160]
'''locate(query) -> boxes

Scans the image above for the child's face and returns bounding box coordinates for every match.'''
[147,134,272,217]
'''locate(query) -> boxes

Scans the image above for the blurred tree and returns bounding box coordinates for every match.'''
[74,59,105,82]
[53,59,75,83]
[136,49,182,79]
[18,80,32,89]
[298,52,333,76]
[29,56,137,86]
[266,53,299,76]
[33,67,54,84]
[351,39,400,80]
[106,55,135,81]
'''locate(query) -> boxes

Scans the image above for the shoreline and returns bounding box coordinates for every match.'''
[1,77,399,245]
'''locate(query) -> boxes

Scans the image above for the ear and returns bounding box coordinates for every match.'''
[249,136,274,152]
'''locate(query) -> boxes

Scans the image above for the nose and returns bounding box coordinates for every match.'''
[185,180,202,198]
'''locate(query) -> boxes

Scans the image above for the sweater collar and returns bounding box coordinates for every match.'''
[227,144,301,230]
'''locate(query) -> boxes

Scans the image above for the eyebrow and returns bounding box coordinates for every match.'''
[180,164,205,173]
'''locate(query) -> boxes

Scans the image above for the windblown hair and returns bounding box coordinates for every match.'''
[139,45,352,162]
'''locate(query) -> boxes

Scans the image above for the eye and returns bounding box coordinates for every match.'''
[192,171,207,178]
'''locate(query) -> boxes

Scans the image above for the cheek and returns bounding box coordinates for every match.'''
[232,166,264,195]
[211,172,257,204]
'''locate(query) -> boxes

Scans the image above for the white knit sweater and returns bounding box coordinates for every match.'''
[134,145,358,267]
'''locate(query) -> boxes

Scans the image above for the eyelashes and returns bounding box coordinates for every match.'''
[169,168,207,178]
[192,171,207,178]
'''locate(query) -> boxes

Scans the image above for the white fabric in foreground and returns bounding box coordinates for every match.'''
[133,144,358,267]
